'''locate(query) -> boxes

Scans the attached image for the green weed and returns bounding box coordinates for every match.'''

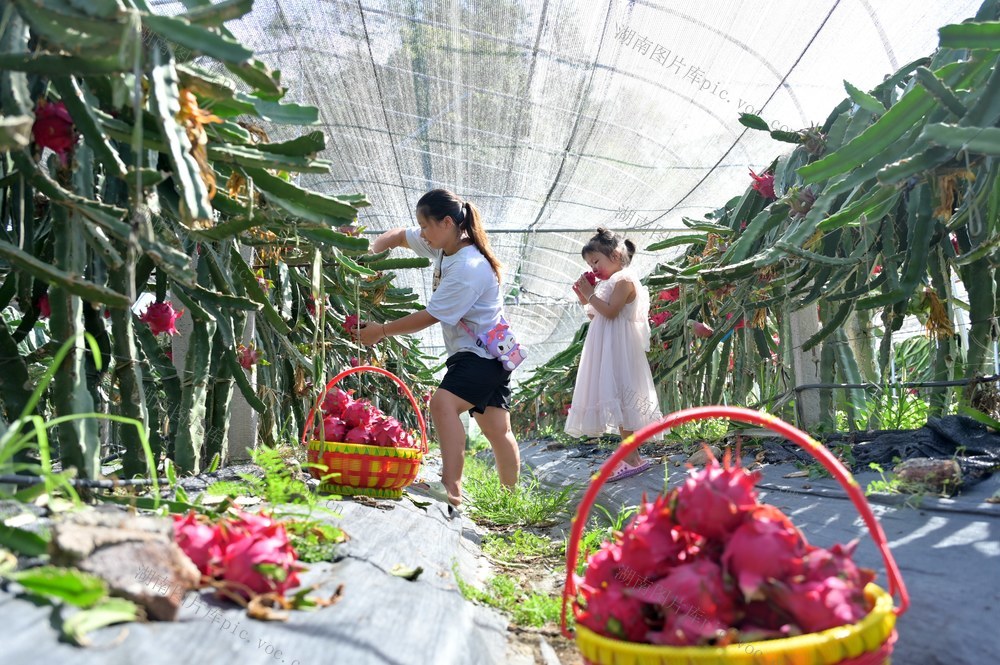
[482,529,559,564]
[452,563,561,628]
[462,456,576,527]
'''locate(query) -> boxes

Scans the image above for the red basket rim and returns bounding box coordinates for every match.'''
[301,365,429,455]
[560,406,910,640]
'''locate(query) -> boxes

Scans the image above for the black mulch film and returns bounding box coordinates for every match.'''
[762,415,1000,487]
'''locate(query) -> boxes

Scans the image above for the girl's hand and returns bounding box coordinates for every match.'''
[571,282,588,305]
[574,275,595,300]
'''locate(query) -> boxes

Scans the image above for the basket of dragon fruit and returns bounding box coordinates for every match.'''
[301,366,428,499]
[562,406,909,665]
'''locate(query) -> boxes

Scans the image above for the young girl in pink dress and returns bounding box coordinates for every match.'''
[565,228,662,481]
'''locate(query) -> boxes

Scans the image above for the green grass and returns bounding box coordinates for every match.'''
[453,563,561,628]
[663,418,731,447]
[462,455,576,527]
[482,529,559,564]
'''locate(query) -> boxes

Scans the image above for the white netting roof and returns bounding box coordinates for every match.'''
[154,0,983,372]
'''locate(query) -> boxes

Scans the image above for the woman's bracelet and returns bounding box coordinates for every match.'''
[381,323,388,338]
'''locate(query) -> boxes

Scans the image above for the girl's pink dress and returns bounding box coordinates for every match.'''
[565,267,662,438]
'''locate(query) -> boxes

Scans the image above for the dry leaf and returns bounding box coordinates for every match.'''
[247,593,290,622]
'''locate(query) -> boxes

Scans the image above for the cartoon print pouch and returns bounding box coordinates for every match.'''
[459,317,527,372]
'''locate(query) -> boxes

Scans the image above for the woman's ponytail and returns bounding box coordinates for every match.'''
[416,189,502,281]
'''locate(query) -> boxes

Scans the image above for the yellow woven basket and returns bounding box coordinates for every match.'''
[562,407,910,665]
[301,366,428,499]
[306,439,423,499]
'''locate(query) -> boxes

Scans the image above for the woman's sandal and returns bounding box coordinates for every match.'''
[410,480,462,519]
[606,459,652,483]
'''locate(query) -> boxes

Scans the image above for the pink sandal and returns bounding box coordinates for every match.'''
[606,459,652,483]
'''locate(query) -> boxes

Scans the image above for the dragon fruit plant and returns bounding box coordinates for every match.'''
[574,452,875,646]
[312,388,418,449]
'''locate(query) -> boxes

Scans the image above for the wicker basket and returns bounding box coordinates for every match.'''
[561,406,910,665]
[301,366,428,499]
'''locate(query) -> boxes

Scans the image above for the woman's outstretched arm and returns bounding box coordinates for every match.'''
[370,228,410,253]
[355,310,438,346]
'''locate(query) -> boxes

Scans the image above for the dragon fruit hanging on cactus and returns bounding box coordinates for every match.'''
[573,451,875,646]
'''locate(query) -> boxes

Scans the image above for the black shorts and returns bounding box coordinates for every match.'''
[439,351,512,415]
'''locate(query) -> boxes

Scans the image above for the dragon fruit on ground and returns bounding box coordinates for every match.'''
[573,452,876,646]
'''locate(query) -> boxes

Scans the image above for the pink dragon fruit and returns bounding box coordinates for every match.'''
[749,169,776,199]
[583,271,598,285]
[617,498,699,579]
[650,311,672,327]
[721,505,809,601]
[767,539,875,632]
[771,575,872,633]
[172,511,220,576]
[798,540,875,588]
[344,425,371,445]
[215,512,301,600]
[371,417,407,448]
[658,286,680,302]
[672,452,760,541]
[313,415,347,442]
[576,540,628,593]
[341,399,375,429]
[631,559,737,646]
[576,583,650,642]
[575,444,877,647]
[738,600,799,639]
[691,321,714,338]
[322,387,354,417]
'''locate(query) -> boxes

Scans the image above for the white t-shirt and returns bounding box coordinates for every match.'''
[405,227,503,360]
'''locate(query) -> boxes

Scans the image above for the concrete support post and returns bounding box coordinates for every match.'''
[170,245,259,467]
[789,305,823,430]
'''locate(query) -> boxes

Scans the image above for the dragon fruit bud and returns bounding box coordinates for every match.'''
[799,125,827,156]
[672,452,760,541]
[721,505,809,601]
[788,186,817,217]
[584,271,598,285]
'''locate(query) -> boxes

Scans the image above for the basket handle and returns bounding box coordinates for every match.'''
[560,406,909,639]
[300,365,429,455]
